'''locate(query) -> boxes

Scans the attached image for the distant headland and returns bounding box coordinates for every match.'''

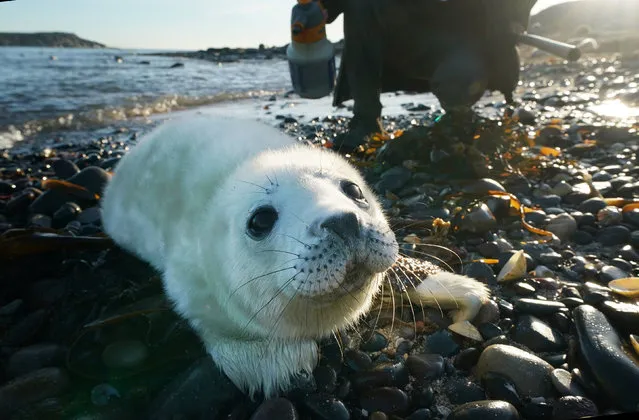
[0,32,105,48]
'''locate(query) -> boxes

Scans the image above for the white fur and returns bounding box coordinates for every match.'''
[101,114,398,398]
[407,272,490,322]
[101,114,491,397]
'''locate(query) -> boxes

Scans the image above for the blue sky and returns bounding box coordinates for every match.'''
[0,0,577,50]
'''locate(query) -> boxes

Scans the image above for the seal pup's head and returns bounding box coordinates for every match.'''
[175,144,398,398]
[102,115,398,398]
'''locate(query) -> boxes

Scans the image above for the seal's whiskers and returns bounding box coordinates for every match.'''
[399,242,464,271]
[228,266,297,300]
[387,267,418,336]
[237,179,270,192]
[399,246,457,274]
[240,272,301,337]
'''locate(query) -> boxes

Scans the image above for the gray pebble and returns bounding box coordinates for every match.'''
[550,369,587,397]
[476,344,555,398]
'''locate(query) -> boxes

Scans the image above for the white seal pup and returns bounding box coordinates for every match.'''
[100,114,489,398]
[101,114,399,397]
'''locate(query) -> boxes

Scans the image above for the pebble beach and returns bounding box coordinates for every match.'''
[1,49,639,420]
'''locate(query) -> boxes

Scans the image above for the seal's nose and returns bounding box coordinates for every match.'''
[321,212,361,240]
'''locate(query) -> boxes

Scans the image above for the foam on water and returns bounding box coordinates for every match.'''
[0,46,293,148]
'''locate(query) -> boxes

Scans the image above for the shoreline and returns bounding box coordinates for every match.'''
[1,52,639,418]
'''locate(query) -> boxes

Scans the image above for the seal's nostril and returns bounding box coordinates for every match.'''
[321,212,360,240]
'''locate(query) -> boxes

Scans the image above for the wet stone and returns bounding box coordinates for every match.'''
[360,331,388,352]
[558,297,583,309]
[552,396,598,420]
[572,230,593,245]
[474,299,501,325]
[573,305,639,412]
[596,225,631,246]
[550,369,587,397]
[423,330,459,357]
[405,408,432,420]
[599,264,629,282]
[512,315,566,353]
[538,251,563,266]
[375,166,412,193]
[562,286,581,299]
[478,323,503,340]
[463,262,496,285]
[51,159,80,179]
[410,386,435,408]
[5,188,41,216]
[0,299,23,317]
[545,214,577,242]
[334,378,351,400]
[67,166,110,195]
[525,210,548,226]
[551,181,573,197]
[497,299,514,317]
[148,357,241,419]
[578,198,607,214]
[570,367,601,398]
[52,202,81,228]
[476,344,555,398]
[631,231,639,248]
[445,379,486,405]
[575,212,596,227]
[0,367,70,415]
[360,387,409,416]
[2,309,48,347]
[550,312,572,334]
[610,257,633,273]
[582,291,608,306]
[313,365,337,394]
[534,195,561,208]
[542,354,566,368]
[459,203,497,234]
[513,298,567,316]
[369,412,388,420]
[344,349,372,371]
[482,372,523,409]
[513,282,536,296]
[478,241,501,259]
[302,395,350,420]
[29,213,52,228]
[7,343,67,378]
[454,348,481,371]
[520,399,553,420]
[624,209,639,227]
[462,178,506,195]
[618,245,639,262]
[597,300,639,335]
[351,363,409,390]
[405,354,444,382]
[101,340,148,369]
[99,157,121,171]
[90,383,121,406]
[78,206,102,225]
[447,400,520,420]
[250,398,298,420]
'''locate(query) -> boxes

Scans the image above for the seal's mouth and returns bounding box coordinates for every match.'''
[312,259,379,303]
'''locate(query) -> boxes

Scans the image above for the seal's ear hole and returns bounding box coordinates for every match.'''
[340,180,368,207]
[247,206,278,240]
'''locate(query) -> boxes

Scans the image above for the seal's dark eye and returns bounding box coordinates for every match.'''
[247,206,278,240]
[341,180,367,203]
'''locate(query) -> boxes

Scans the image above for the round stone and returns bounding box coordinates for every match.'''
[102,340,149,369]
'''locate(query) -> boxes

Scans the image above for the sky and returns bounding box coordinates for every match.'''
[0,0,579,50]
